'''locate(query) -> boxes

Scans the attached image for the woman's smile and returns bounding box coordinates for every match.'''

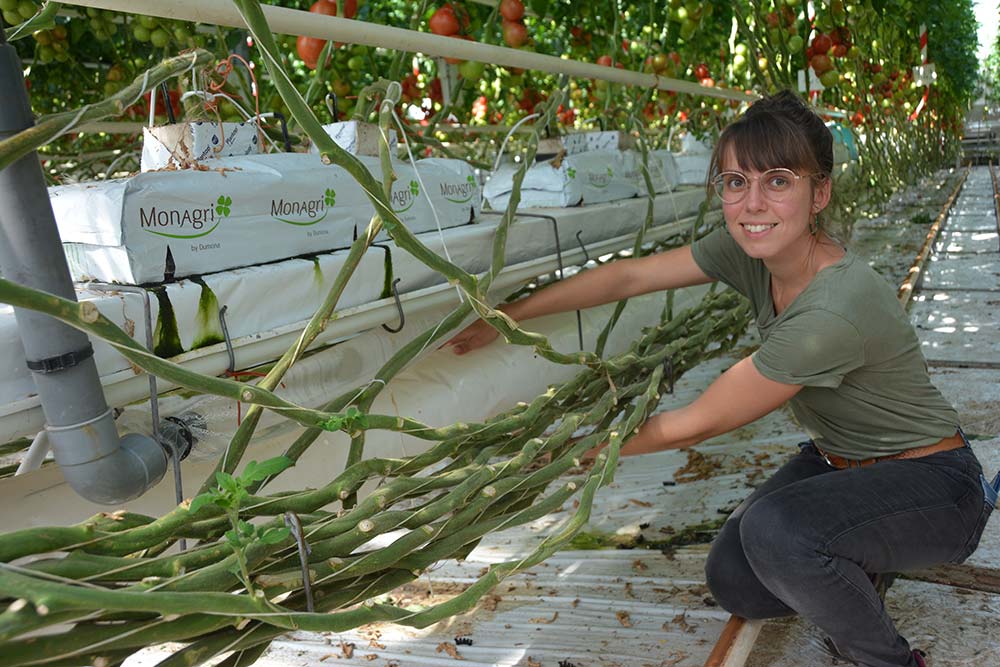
[739,222,779,236]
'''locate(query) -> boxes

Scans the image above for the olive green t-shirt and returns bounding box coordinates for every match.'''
[691,227,959,459]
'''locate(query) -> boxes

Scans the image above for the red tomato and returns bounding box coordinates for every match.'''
[596,54,613,67]
[810,54,833,74]
[297,35,326,69]
[429,6,460,35]
[832,44,848,58]
[309,0,356,18]
[693,63,710,79]
[811,33,832,55]
[499,0,524,22]
[502,19,527,47]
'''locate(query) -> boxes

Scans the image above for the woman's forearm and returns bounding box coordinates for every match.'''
[502,258,637,322]
[619,409,707,456]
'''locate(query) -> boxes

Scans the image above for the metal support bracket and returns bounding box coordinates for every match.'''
[381,278,405,333]
[481,211,585,351]
[283,511,315,612]
[218,305,235,374]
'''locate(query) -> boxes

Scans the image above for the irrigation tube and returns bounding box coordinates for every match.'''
[57,0,755,103]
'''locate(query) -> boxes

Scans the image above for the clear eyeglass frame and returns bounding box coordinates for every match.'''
[711,168,809,204]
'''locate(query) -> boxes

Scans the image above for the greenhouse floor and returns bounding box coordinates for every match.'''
[127,167,1000,667]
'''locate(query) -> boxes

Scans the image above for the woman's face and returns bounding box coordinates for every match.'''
[718,151,831,262]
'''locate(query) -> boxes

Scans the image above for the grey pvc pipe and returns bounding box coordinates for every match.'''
[0,30,166,504]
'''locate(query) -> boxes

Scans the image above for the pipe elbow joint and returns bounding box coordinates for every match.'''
[47,410,168,505]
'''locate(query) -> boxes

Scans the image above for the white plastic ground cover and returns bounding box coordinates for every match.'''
[921,253,1000,288]
[0,189,710,440]
[911,290,1000,365]
[934,229,999,254]
[140,121,262,171]
[50,153,480,284]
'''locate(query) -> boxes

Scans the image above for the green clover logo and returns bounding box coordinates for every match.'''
[409,180,419,196]
[466,175,475,184]
[606,167,613,177]
[567,167,577,178]
[215,195,232,217]
[324,188,336,207]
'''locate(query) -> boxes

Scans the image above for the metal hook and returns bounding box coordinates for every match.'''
[160,82,176,124]
[575,230,591,263]
[218,305,235,374]
[479,211,584,351]
[283,512,314,612]
[326,92,339,123]
[269,111,293,152]
[382,278,405,333]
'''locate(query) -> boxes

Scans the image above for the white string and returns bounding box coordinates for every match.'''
[390,106,464,303]
[492,112,540,173]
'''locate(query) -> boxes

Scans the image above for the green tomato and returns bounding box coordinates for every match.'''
[37,44,55,63]
[139,15,157,29]
[17,0,36,20]
[734,43,748,57]
[173,27,190,42]
[347,55,365,71]
[132,25,150,42]
[819,69,840,88]
[459,59,485,81]
[2,8,20,25]
[733,53,747,72]
[0,0,19,12]
[149,28,170,48]
[788,35,804,52]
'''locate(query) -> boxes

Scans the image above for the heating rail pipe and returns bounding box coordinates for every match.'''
[56,0,755,103]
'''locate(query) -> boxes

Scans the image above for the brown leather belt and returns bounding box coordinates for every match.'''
[816,433,966,469]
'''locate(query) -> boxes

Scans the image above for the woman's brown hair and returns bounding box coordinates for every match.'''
[707,90,834,183]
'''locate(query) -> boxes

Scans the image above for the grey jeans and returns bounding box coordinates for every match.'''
[704,439,994,667]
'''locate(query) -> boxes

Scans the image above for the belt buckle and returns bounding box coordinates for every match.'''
[820,450,835,467]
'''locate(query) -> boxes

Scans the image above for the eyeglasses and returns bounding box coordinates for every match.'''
[711,168,808,204]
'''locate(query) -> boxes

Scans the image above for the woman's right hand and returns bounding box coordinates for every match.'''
[443,317,503,355]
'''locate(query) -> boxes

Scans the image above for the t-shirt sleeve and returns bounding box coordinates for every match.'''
[752,310,865,388]
[690,227,757,299]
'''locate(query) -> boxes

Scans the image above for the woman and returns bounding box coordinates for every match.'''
[445,91,993,667]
